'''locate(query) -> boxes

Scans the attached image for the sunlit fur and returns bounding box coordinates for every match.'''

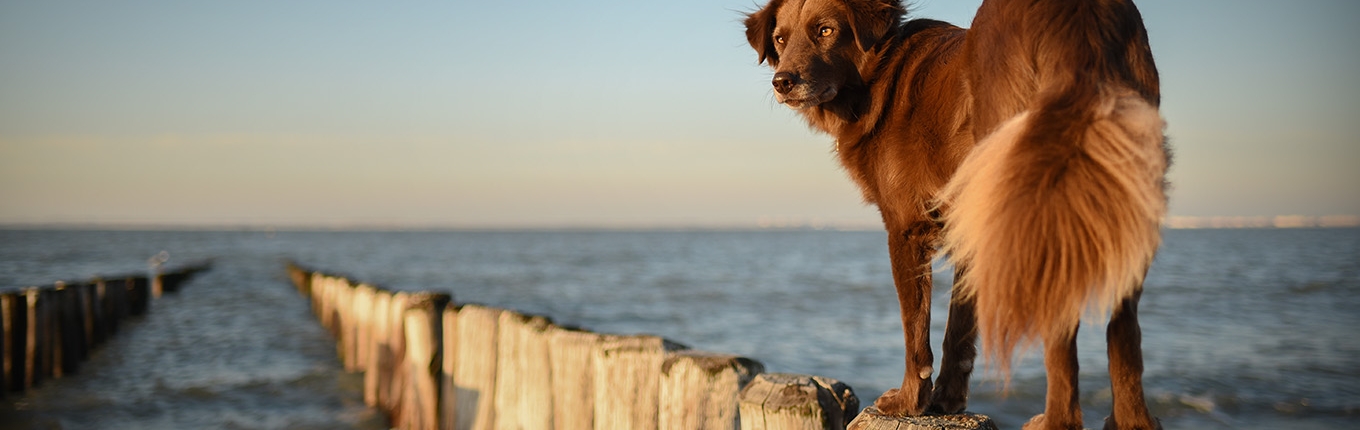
[939,90,1167,378]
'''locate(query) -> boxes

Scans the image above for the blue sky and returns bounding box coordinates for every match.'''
[1,0,1356,228]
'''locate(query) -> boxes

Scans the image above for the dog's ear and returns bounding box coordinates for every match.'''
[744,0,783,66]
[845,0,905,52]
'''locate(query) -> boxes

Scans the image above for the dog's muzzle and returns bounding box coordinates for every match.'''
[771,71,836,108]
[772,72,799,95]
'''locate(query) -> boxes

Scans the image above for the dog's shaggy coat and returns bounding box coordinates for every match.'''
[744,1,1168,429]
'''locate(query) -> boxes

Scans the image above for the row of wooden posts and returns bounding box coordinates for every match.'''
[287,264,876,430]
[0,262,211,397]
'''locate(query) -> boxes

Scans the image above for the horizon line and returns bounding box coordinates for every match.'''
[3,214,1359,232]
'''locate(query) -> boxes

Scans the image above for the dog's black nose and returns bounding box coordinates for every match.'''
[772,72,798,95]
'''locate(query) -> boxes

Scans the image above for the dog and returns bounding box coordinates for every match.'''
[743,1,1168,429]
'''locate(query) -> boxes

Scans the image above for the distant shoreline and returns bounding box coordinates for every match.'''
[1163,215,1360,229]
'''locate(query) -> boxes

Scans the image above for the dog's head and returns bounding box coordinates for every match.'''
[745,0,904,109]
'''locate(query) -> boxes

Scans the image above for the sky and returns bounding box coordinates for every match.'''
[1,0,1357,229]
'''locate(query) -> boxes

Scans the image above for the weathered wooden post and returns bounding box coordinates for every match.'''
[401,292,452,430]
[365,288,394,407]
[846,407,998,430]
[309,273,327,323]
[547,327,604,430]
[334,277,355,369]
[383,291,411,421]
[286,263,312,296]
[92,279,112,343]
[352,283,376,371]
[493,311,555,430]
[150,269,162,300]
[45,285,63,379]
[325,276,340,337]
[660,351,764,430]
[441,304,459,430]
[76,282,98,353]
[100,277,130,335]
[0,294,4,398]
[737,373,859,430]
[312,275,326,327]
[0,293,7,396]
[593,335,683,430]
[319,276,339,336]
[54,283,84,376]
[146,251,169,299]
[24,287,45,388]
[127,276,150,316]
[453,304,503,430]
[1,291,21,393]
[66,283,90,373]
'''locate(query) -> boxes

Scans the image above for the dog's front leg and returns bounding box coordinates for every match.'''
[930,263,977,414]
[873,221,936,416]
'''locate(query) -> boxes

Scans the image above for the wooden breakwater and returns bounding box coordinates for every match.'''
[286,264,874,430]
[0,262,211,397]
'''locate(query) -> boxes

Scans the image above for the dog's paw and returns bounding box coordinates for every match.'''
[873,388,928,416]
[926,391,967,415]
[1022,413,1083,430]
[1021,414,1050,430]
[1102,415,1163,430]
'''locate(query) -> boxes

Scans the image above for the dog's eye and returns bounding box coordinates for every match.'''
[775,35,786,45]
[820,27,834,37]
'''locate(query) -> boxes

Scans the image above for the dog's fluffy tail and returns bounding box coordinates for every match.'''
[939,87,1168,377]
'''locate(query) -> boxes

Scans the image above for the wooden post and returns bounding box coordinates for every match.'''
[1,291,20,393]
[493,311,555,430]
[150,271,163,299]
[441,304,459,430]
[101,278,129,335]
[93,280,111,342]
[24,287,43,389]
[320,276,340,337]
[737,373,860,430]
[547,327,604,430]
[334,278,354,369]
[71,283,91,366]
[365,289,394,407]
[592,335,681,430]
[48,285,65,379]
[659,351,764,430]
[127,275,150,316]
[402,292,452,430]
[54,283,84,376]
[40,288,59,380]
[310,273,327,322]
[77,282,98,352]
[453,305,503,430]
[352,284,376,371]
[0,294,4,398]
[286,263,313,296]
[846,407,998,430]
[312,275,326,328]
[380,291,409,419]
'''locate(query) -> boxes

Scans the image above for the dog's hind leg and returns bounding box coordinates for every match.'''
[872,222,937,416]
[1103,287,1163,430]
[930,264,977,414]
[1024,327,1083,430]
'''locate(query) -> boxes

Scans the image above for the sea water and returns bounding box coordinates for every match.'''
[0,228,1356,429]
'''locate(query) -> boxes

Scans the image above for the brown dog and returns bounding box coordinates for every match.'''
[744,1,1168,429]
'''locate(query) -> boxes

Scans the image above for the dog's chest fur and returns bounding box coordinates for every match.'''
[803,20,976,223]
